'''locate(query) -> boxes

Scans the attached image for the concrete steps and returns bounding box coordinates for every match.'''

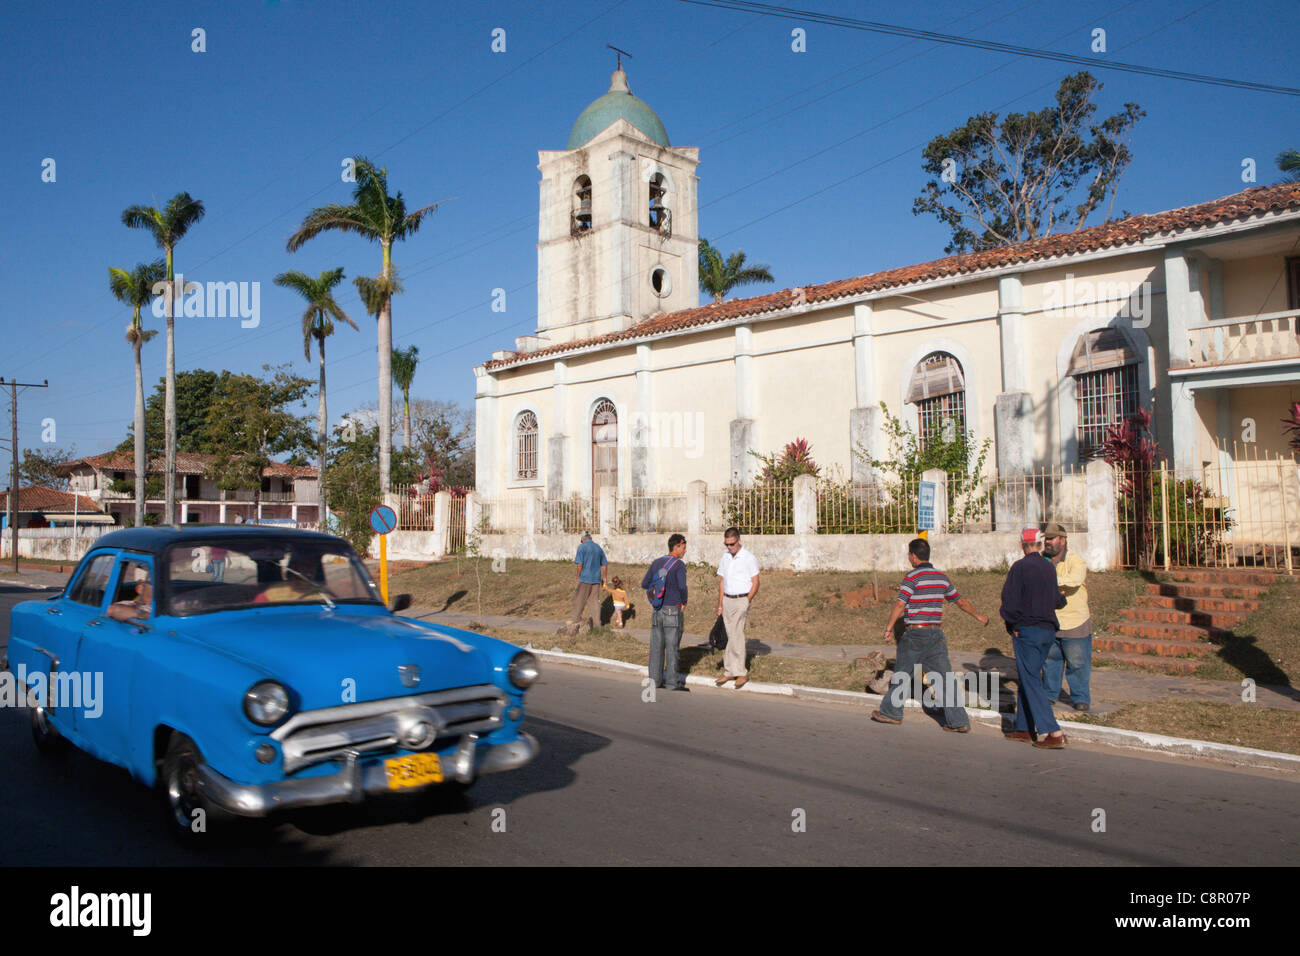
[1094,570,1276,671]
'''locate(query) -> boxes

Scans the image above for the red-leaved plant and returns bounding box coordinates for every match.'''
[1280,402,1300,452]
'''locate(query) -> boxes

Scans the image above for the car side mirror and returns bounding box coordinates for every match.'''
[389,593,412,613]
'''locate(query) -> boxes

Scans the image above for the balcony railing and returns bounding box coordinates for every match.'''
[91,488,308,504]
[1184,309,1300,367]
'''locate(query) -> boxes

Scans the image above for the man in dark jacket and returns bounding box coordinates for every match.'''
[1000,529,1068,748]
[641,534,690,692]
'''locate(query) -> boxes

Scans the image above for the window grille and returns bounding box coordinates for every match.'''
[515,412,538,481]
[1075,363,1139,459]
[907,352,965,449]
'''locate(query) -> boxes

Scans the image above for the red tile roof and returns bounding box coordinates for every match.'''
[0,486,103,513]
[483,182,1300,370]
[60,453,317,479]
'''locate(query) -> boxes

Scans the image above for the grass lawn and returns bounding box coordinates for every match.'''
[393,557,1147,656]
[1192,576,1300,687]
[1070,699,1300,757]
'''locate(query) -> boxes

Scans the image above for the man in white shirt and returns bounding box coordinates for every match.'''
[715,526,760,688]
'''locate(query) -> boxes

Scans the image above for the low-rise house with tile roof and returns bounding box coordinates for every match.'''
[0,486,111,529]
[58,452,319,527]
[473,67,1300,525]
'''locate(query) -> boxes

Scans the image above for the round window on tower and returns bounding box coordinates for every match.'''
[650,267,672,298]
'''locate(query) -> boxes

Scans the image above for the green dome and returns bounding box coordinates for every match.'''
[567,70,669,149]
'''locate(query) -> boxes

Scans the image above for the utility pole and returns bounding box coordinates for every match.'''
[0,377,50,573]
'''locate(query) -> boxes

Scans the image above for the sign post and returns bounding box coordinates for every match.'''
[369,504,398,604]
[917,481,936,540]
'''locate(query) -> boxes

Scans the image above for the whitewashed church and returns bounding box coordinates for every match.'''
[474,67,1300,503]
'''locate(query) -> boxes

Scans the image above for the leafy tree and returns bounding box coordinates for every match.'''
[20,447,75,491]
[913,72,1143,254]
[1278,149,1300,184]
[287,157,447,496]
[697,238,775,302]
[203,367,315,518]
[275,268,357,528]
[121,192,206,523]
[323,422,422,553]
[409,398,474,488]
[118,369,222,456]
[109,259,165,525]
[391,344,420,450]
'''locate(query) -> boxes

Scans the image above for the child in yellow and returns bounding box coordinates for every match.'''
[603,577,629,628]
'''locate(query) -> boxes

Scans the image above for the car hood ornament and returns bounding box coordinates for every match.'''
[399,664,421,688]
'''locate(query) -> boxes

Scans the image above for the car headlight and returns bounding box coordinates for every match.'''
[243,681,291,726]
[507,651,540,690]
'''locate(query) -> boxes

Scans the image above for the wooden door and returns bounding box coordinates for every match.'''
[592,400,618,495]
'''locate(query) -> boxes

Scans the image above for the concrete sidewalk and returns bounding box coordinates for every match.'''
[409,606,1300,714]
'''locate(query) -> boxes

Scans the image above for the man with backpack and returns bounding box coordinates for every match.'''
[640,534,690,692]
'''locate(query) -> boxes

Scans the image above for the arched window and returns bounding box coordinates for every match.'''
[515,411,538,481]
[571,176,592,236]
[906,352,966,449]
[1069,328,1139,459]
[648,173,670,235]
[592,400,618,494]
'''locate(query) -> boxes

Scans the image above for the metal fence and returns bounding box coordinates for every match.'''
[617,493,688,533]
[1116,445,1297,570]
[394,485,437,531]
[448,496,466,554]
[538,496,595,535]
[718,482,795,534]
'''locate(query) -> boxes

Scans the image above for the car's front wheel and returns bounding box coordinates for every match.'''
[161,733,238,846]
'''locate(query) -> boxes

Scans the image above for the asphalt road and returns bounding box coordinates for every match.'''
[1,581,1296,866]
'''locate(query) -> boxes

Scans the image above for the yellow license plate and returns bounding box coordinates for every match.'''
[385,752,443,790]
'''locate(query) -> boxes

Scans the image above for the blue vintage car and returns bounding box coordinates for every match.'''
[3,526,539,839]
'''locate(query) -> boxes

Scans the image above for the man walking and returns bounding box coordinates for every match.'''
[1042,522,1092,712]
[871,538,989,732]
[1000,529,1068,748]
[641,533,690,691]
[715,527,759,689]
[569,531,607,628]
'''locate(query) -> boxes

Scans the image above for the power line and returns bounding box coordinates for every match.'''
[678,0,1300,96]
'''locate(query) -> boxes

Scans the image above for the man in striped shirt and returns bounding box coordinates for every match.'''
[871,538,990,732]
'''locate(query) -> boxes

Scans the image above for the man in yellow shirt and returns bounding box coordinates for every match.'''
[1042,522,1091,712]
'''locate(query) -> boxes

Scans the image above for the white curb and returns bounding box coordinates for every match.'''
[527,646,1300,773]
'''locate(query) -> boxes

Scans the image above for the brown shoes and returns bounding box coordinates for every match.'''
[1032,732,1068,749]
[1003,730,1036,742]
[870,710,902,724]
[943,724,971,733]
[715,675,735,686]
[735,675,749,689]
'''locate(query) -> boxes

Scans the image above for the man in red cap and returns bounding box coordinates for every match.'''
[999,529,1068,748]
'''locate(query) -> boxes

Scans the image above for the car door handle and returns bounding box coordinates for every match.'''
[87,619,103,627]
[45,607,61,615]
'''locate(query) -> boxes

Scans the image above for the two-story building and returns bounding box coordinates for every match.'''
[60,452,319,527]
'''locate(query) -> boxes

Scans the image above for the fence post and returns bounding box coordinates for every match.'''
[1279,461,1293,573]
[598,487,616,539]
[1085,459,1119,570]
[1160,464,1171,572]
[793,474,817,535]
[433,491,450,556]
[921,468,948,533]
[687,480,706,537]
[465,492,482,545]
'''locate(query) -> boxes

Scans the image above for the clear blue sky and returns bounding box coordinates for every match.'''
[2,0,1296,467]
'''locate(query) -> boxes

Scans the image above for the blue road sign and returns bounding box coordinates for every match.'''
[917,481,936,531]
[369,504,398,535]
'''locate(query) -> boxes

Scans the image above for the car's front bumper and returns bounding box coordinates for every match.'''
[195,732,539,817]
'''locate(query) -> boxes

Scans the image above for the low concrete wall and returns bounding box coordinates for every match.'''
[0,527,107,562]
[387,529,1106,573]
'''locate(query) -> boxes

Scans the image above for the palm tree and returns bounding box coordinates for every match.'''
[698,238,775,303]
[1278,149,1300,183]
[108,260,166,527]
[274,268,357,531]
[391,345,420,451]
[121,193,205,524]
[286,158,446,495]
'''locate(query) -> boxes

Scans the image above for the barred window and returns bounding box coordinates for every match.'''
[1070,328,1139,459]
[907,352,965,449]
[515,412,538,481]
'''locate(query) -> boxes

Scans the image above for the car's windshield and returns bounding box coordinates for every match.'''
[163,538,382,616]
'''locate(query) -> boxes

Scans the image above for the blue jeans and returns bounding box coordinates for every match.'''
[1013,625,1062,735]
[1042,633,1092,708]
[878,627,969,729]
[649,605,684,689]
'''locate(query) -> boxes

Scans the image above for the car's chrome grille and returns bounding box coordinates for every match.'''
[273,685,505,773]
